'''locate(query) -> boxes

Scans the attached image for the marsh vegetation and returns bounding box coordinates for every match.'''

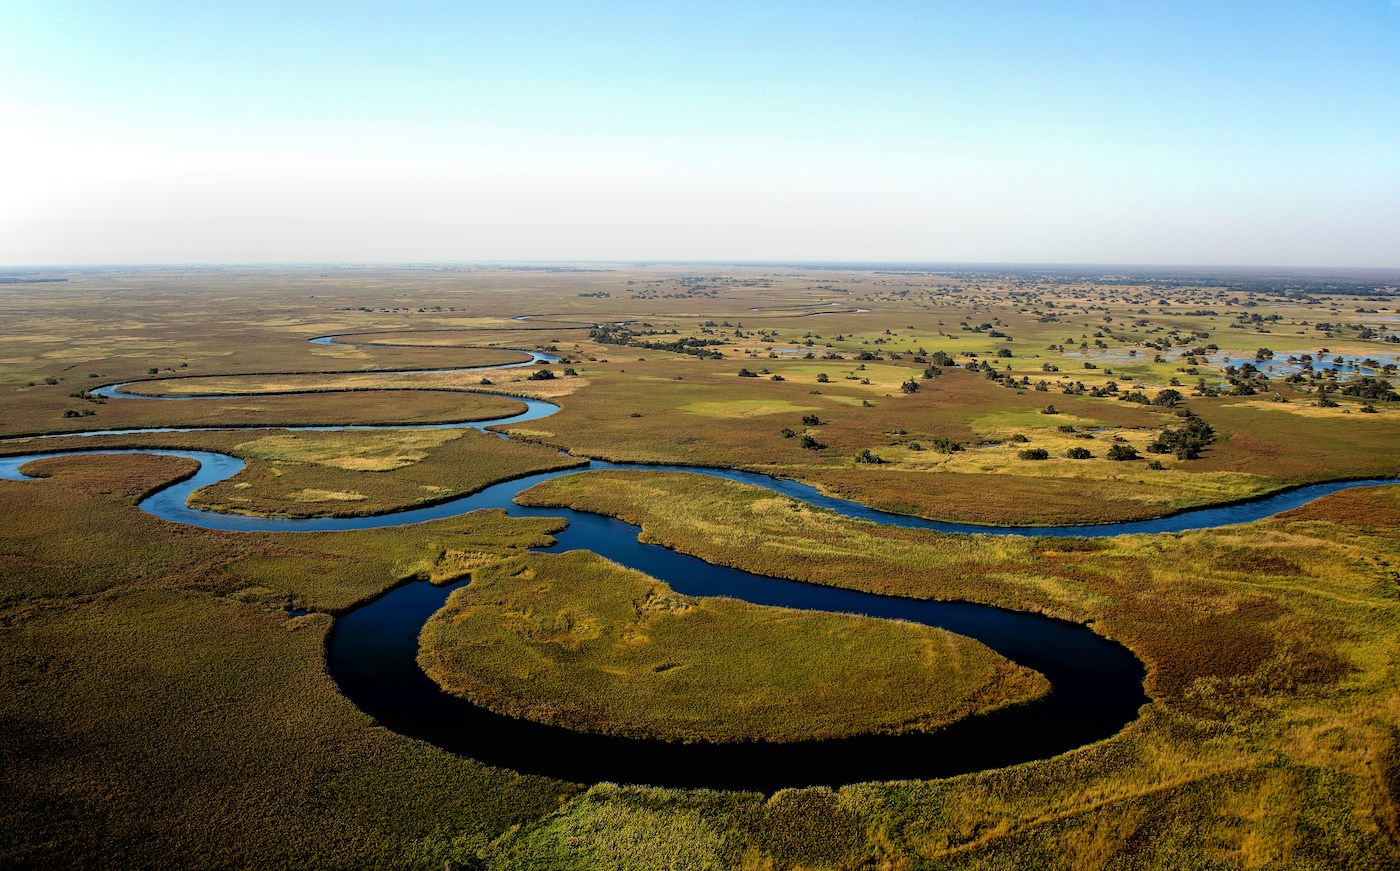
[1,264,1397,869]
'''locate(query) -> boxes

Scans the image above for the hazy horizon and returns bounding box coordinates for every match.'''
[3,1,1398,268]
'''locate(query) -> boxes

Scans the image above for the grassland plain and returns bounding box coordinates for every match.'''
[418,550,1048,743]
[502,358,1397,525]
[2,264,1399,869]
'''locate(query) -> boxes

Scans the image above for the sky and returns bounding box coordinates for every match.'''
[1,1,1397,267]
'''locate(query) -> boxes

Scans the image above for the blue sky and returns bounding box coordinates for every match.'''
[2,1,1397,266]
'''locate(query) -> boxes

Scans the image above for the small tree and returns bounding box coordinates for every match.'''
[1018,448,1050,460]
[1152,388,1182,408]
[816,373,829,383]
[900,378,920,394]
[799,434,825,450]
[854,449,884,464]
[1065,447,1093,460]
[1106,443,1139,461]
[1041,404,1059,415]
[801,414,821,426]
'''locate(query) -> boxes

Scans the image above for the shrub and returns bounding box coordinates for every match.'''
[799,434,825,450]
[1152,388,1183,408]
[854,449,883,464]
[801,414,821,426]
[929,437,964,453]
[1010,433,1030,443]
[1065,447,1093,460]
[1041,404,1059,415]
[738,368,758,377]
[1147,411,1215,459]
[1018,448,1050,460]
[1107,443,1140,461]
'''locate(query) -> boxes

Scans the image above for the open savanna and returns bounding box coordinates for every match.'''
[419,550,1047,743]
[504,354,1397,526]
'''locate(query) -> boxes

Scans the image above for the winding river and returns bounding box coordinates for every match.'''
[1,330,1393,790]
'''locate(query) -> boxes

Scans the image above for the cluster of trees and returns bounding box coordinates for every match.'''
[591,326,725,359]
[1147,410,1216,459]
[1339,376,1399,402]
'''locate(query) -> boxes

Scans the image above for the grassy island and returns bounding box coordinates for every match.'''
[418,550,1049,743]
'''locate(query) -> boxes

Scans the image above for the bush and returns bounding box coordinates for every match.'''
[738,368,758,377]
[854,449,883,464]
[900,379,920,394]
[1065,447,1093,460]
[1018,448,1050,460]
[1106,443,1140,461]
[1147,411,1215,459]
[1041,404,1059,415]
[801,414,821,426]
[929,437,964,453]
[1010,433,1030,443]
[816,373,829,383]
[799,434,825,450]
[528,369,556,381]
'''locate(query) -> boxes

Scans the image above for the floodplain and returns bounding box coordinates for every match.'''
[1,263,1397,869]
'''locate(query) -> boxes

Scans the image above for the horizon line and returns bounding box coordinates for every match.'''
[3,259,1399,277]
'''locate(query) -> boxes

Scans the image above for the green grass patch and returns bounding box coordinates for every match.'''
[418,550,1047,743]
